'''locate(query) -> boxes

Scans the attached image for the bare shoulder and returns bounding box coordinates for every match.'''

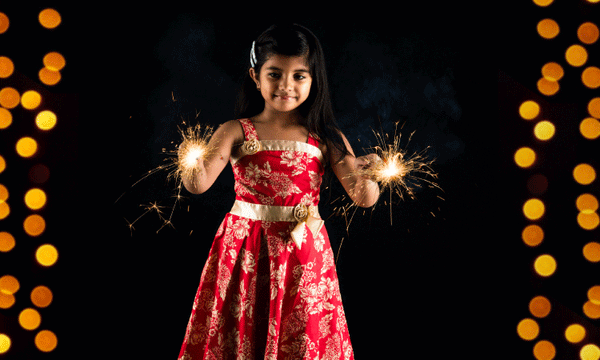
[214,119,245,145]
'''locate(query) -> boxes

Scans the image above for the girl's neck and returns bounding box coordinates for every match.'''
[252,109,303,127]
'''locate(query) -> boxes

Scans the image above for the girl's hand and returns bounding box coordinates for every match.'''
[355,153,382,179]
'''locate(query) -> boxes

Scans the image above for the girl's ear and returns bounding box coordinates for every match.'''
[249,68,260,89]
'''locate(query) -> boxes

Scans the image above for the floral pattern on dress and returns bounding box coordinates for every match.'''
[178,119,353,360]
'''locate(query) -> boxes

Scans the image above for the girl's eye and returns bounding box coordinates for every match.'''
[268,73,281,79]
[294,74,306,80]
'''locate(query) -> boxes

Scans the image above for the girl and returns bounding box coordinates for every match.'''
[178,23,380,359]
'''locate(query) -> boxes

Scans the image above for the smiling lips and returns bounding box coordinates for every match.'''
[274,94,296,100]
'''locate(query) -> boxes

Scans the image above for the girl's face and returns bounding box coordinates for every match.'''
[250,54,313,116]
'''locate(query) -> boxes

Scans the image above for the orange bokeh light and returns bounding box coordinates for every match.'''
[578,22,600,44]
[537,19,560,39]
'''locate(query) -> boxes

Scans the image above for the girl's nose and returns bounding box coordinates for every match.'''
[279,76,292,90]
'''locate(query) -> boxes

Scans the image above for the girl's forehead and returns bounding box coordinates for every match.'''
[263,54,309,70]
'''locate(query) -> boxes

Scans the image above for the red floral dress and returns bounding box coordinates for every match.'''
[178,119,354,359]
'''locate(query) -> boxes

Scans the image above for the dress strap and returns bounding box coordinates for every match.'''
[307,133,320,147]
[238,119,259,141]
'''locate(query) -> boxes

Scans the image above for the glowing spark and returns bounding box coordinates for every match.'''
[171,124,215,184]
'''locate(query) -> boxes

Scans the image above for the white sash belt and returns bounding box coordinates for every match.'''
[229,200,324,250]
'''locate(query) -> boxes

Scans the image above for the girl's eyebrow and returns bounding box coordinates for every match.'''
[265,66,310,73]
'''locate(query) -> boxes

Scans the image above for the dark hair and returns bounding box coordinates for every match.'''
[235,23,350,164]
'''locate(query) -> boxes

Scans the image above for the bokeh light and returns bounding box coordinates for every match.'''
[38,67,61,86]
[19,308,41,330]
[583,301,600,319]
[534,254,556,277]
[16,137,38,158]
[515,147,536,168]
[578,212,600,230]
[537,19,560,39]
[533,0,554,6]
[523,224,544,247]
[577,194,599,213]
[36,244,58,267]
[573,164,596,185]
[528,174,549,195]
[0,107,11,129]
[520,100,541,120]
[36,110,57,130]
[578,22,599,44]
[0,232,15,252]
[29,164,50,184]
[23,214,46,237]
[25,188,47,210]
[0,334,10,354]
[588,98,600,118]
[566,324,587,343]
[0,184,7,202]
[583,242,600,262]
[529,295,551,318]
[524,198,545,220]
[542,62,564,81]
[533,340,556,360]
[0,12,8,34]
[588,286,600,305]
[43,52,65,71]
[537,77,559,96]
[534,121,555,140]
[0,87,20,109]
[581,344,600,360]
[38,9,61,29]
[580,117,600,139]
[0,275,19,295]
[582,67,600,89]
[0,292,15,309]
[566,45,588,67]
[35,330,57,352]
[0,56,14,78]
[0,201,9,220]
[517,318,540,340]
[20,90,42,110]
[31,285,53,308]
[0,155,5,173]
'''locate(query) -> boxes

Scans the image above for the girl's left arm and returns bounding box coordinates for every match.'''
[330,133,380,208]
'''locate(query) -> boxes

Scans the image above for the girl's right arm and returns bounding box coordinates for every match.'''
[181,120,244,194]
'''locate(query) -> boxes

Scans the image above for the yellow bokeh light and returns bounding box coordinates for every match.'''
[522,224,544,247]
[0,155,4,173]
[25,188,47,210]
[0,334,10,354]
[537,77,559,96]
[0,201,9,220]
[534,121,555,140]
[581,344,600,360]
[0,56,14,78]
[582,67,600,89]
[16,137,38,158]
[534,254,556,277]
[0,184,7,202]
[39,8,61,29]
[19,308,41,330]
[43,52,65,71]
[0,87,20,109]
[533,0,554,6]
[36,110,57,130]
[577,194,599,213]
[0,232,15,252]
[537,19,560,39]
[0,107,11,129]
[0,275,19,295]
[578,22,600,44]
[519,100,540,120]
[588,98,600,119]
[589,286,600,305]
[0,12,8,34]
[566,324,586,343]
[36,244,58,267]
[578,212,600,230]
[566,45,588,67]
[31,286,53,308]
[517,318,540,340]
[583,301,600,319]
[21,90,42,110]
[35,330,57,352]
[542,62,564,81]
[524,198,545,220]
[24,214,46,237]
[533,340,555,360]
[515,147,536,168]
[574,164,596,185]
[38,67,61,86]
[581,118,600,139]
[583,242,600,263]
[529,295,551,318]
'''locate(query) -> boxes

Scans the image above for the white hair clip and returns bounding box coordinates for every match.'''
[250,41,257,68]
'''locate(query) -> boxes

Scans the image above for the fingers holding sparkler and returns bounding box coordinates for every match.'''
[173,124,215,194]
